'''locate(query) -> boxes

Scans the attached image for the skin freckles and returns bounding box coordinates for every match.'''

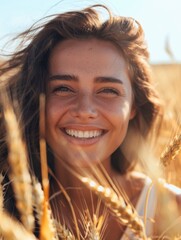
[45,38,135,171]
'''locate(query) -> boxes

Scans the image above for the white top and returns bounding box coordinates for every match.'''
[120,177,157,239]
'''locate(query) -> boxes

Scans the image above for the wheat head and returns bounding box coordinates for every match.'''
[81,177,147,239]
[160,133,181,166]
[2,95,34,232]
[0,211,36,240]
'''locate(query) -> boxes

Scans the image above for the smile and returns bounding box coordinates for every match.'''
[65,129,103,139]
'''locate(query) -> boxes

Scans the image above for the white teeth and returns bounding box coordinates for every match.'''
[84,131,89,138]
[65,129,102,138]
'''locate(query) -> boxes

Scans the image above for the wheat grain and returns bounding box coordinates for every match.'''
[49,168,81,240]
[54,221,77,240]
[81,177,147,239]
[38,94,59,240]
[86,214,103,240]
[39,94,78,240]
[2,95,34,232]
[80,209,104,240]
[160,133,181,166]
[32,177,59,240]
[0,211,37,240]
[33,170,58,240]
[32,177,44,223]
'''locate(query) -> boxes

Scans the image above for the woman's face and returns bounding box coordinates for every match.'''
[46,38,135,168]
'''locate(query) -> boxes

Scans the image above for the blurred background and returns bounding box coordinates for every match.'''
[0,0,181,185]
[0,0,181,63]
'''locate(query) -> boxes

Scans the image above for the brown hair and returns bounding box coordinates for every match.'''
[0,5,162,179]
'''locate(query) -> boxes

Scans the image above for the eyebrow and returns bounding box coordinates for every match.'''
[48,74,123,84]
[95,76,123,84]
[48,74,78,81]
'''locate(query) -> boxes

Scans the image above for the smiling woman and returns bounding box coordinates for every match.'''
[46,38,135,168]
[0,4,181,240]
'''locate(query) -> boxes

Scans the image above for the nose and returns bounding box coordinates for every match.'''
[70,93,98,119]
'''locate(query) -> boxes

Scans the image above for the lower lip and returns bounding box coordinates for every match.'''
[61,129,106,146]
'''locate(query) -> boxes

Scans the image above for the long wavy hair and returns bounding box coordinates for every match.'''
[0,5,162,182]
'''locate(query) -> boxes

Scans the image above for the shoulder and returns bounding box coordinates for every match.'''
[158,179,181,209]
[127,171,150,188]
[119,171,149,206]
[125,172,181,212]
[153,179,181,236]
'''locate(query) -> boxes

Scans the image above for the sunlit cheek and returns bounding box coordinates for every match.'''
[112,102,132,118]
[112,108,133,139]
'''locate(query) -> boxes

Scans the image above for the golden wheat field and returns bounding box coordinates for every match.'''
[0,60,181,239]
[151,63,181,187]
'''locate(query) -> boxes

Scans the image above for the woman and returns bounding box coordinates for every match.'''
[0,4,181,240]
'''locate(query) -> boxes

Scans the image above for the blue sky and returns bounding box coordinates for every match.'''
[0,0,181,63]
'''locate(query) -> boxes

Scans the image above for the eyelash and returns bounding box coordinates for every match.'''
[52,85,74,93]
[97,88,120,96]
[51,85,122,97]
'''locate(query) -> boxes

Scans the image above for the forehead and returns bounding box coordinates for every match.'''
[48,38,128,77]
[50,38,121,54]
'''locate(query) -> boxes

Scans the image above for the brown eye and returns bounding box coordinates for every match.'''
[52,85,75,96]
[53,86,71,92]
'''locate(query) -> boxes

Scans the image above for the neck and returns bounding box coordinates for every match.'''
[53,156,115,186]
[50,157,122,216]
[49,159,145,240]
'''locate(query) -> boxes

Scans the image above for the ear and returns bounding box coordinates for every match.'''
[129,105,136,120]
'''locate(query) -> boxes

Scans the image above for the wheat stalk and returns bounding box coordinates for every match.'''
[2,93,34,232]
[39,94,59,240]
[54,221,77,240]
[0,211,37,240]
[160,133,181,166]
[79,208,104,240]
[39,94,78,240]
[86,214,103,240]
[49,168,81,240]
[33,179,77,240]
[32,177,44,224]
[53,158,146,239]
[32,177,59,240]
[81,177,147,239]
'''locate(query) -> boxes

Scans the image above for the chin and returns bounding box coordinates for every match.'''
[57,151,104,168]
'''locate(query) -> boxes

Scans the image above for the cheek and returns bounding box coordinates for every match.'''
[109,100,133,122]
[45,99,63,140]
[46,98,66,125]
[111,103,133,138]
[115,115,130,138]
[46,101,57,128]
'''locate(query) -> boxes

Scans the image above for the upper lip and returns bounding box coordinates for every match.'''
[59,124,108,131]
